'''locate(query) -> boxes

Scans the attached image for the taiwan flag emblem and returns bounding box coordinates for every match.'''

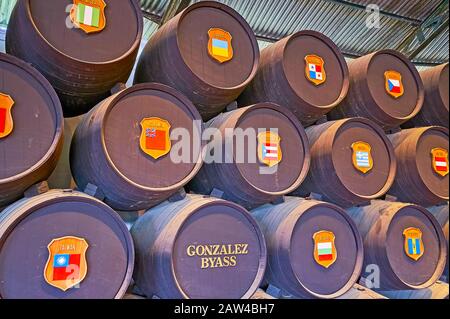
[384,70,404,98]
[257,131,282,167]
[208,28,234,63]
[70,0,107,34]
[0,92,14,139]
[403,227,424,261]
[140,117,171,160]
[431,148,449,177]
[44,236,89,292]
[305,55,326,86]
[313,230,337,268]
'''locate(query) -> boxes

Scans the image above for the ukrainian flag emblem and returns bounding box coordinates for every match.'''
[403,227,424,261]
[208,28,234,63]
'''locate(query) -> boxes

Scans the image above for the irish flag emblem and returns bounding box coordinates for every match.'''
[70,0,107,34]
[313,230,337,268]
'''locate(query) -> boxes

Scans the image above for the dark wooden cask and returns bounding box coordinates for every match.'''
[131,194,267,299]
[70,83,203,211]
[134,1,259,121]
[0,189,134,299]
[328,50,424,130]
[427,204,449,282]
[388,127,449,207]
[292,118,396,208]
[347,200,447,290]
[0,53,63,208]
[239,30,349,127]
[6,0,143,117]
[187,103,310,210]
[405,63,449,128]
[252,197,363,299]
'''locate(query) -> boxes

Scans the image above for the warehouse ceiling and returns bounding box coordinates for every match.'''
[1,0,449,66]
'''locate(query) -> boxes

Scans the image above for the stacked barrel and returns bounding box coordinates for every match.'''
[0,0,448,300]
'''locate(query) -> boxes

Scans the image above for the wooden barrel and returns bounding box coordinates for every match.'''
[406,63,449,128]
[347,200,447,290]
[0,189,134,299]
[0,53,63,208]
[239,30,349,127]
[388,127,449,207]
[292,118,397,208]
[186,102,310,210]
[328,50,424,130]
[428,204,449,282]
[252,197,364,299]
[134,1,259,121]
[70,83,203,211]
[6,0,143,117]
[131,194,267,299]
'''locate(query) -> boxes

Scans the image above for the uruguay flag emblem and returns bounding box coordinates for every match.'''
[384,70,404,98]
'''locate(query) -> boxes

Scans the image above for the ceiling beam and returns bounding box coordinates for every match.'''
[159,0,191,27]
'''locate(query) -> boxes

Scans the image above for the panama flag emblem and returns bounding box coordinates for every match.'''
[70,0,107,34]
[257,131,282,167]
[208,28,234,63]
[403,227,424,261]
[44,236,89,292]
[313,230,337,268]
[0,92,14,139]
[431,148,449,177]
[384,70,404,98]
[305,54,326,86]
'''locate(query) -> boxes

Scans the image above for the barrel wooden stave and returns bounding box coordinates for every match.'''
[328,50,424,130]
[0,189,134,299]
[131,194,267,299]
[70,83,203,211]
[388,127,449,207]
[186,102,310,210]
[238,31,349,127]
[347,200,447,290]
[405,63,449,128]
[0,53,64,207]
[6,0,143,117]
[428,204,449,282]
[134,1,260,121]
[292,118,397,208]
[252,196,364,299]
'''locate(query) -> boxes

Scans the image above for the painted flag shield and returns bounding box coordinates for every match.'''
[208,28,234,63]
[351,141,373,174]
[257,131,282,167]
[140,117,171,160]
[403,227,424,261]
[431,148,449,177]
[384,70,404,98]
[0,92,14,139]
[44,236,89,292]
[313,230,337,269]
[305,55,326,86]
[70,0,107,34]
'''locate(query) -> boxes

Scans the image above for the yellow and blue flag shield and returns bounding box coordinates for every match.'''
[208,28,233,63]
[403,227,424,261]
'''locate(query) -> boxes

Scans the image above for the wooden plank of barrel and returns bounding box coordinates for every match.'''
[252,197,363,299]
[70,83,203,211]
[0,53,63,208]
[427,204,449,282]
[292,118,397,208]
[6,0,143,117]
[186,102,310,210]
[134,1,259,121]
[131,194,267,299]
[347,200,447,291]
[405,63,449,128]
[238,30,349,127]
[0,189,134,299]
[388,127,449,207]
[328,50,424,130]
